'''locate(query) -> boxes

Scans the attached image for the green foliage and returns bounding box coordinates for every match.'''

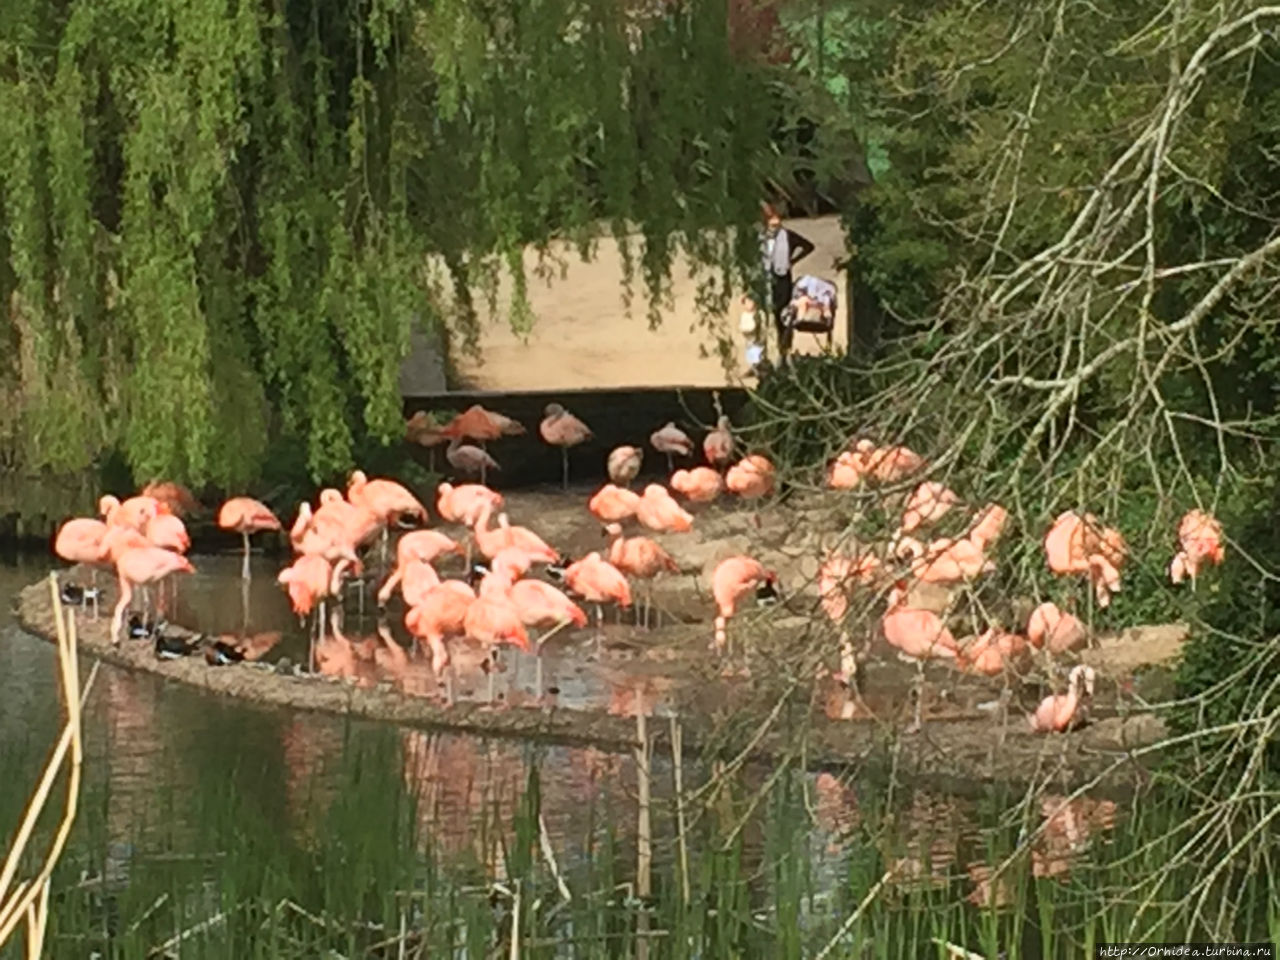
[0,0,777,492]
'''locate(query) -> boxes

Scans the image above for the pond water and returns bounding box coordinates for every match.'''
[0,556,1270,957]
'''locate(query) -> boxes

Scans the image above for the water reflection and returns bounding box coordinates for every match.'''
[2,558,1121,916]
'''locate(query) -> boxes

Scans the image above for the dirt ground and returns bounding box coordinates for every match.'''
[14,486,1192,788]
[442,216,850,391]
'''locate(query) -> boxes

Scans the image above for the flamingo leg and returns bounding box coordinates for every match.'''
[380,528,390,570]
[487,652,497,703]
[91,568,100,620]
[561,448,570,491]
[110,578,133,646]
[594,604,604,658]
[666,451,673,474]
[241,531,251,580]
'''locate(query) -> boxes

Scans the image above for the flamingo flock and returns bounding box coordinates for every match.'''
[50,402,1225,737]
[816,437,1226,732]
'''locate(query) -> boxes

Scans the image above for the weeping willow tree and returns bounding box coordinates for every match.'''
[0,0,775,493]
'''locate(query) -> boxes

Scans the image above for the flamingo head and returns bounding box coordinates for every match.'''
[602,522,623,538]
[348,469,368,490]
[1069,664,1097,697]
[97,494,120,518]
[543,402,565,418]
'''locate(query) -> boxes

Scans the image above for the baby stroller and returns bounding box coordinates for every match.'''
[780,274,838,351]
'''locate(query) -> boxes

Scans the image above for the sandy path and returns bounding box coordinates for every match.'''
[446,215,848,391]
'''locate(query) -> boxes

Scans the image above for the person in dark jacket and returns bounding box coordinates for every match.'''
[760,202,815,363]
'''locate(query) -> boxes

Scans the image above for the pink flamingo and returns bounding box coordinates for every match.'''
[540,402,593,489]
[703,416,734,468]
[379,559,443,608]
[607,446,644,487]
[605,523,679,627]
[1026,601,1087,655]
[377,531,463,605]
[588,484,641,523]
[818,549,881,682]
[1169,509,1225,588]
[347,470,428,564]
[882,580,959,732]
[725,454,776,499]
[405,581,476,676]
[900,482,960,534]
[53,517,110,617]
[217,497,282,579]
[110,547,195,645]
[635,484,693,533]
[99,494,164,532]
[472,501,559,564]
[826,451,866,490]
[710,556,777,659]
[446,436,501,483]
[562,552,632,654]
[464,574,532,702]
[491,571,587,697]
[1044,511,1127,607]
[140,481,200,518]
[650,421,693,472]
[670,467,723,503]
[1029,665,1095,732]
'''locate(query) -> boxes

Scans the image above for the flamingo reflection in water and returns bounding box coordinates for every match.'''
[399,731,529,872]
[1033,794,1117,878]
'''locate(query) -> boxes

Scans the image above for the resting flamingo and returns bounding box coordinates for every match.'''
[650,422,693,472]
[607,446,644,487]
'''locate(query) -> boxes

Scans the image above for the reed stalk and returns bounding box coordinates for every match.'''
[0,575,98,955]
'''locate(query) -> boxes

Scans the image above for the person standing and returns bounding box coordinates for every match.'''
[760,202,815,363]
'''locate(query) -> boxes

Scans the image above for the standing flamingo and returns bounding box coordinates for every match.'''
[650,422,693,473]
[818,550,881,684]
[405,411,450,472]
[218,497,282,579]
[446,437,501,484]
[110,548,196,645]
[703,416,734,468]
[540,403,593,490]
[405,581,476,676]
[494,572,587,698]
[605,523,679,627]
[710,556,777,662]
[562,552,632,655]
[881,580,960,732]
[53,517,110,617]
[1169,509,1225,588]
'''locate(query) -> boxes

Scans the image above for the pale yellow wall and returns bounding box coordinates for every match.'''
[443,215,848,391]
